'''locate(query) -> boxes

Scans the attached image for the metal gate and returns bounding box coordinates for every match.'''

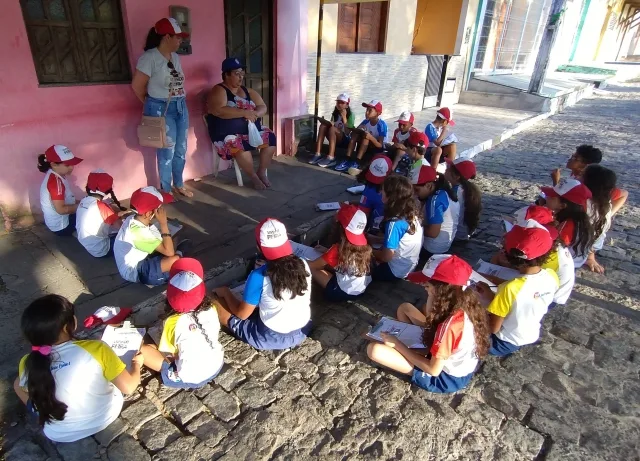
[423,55,444,108]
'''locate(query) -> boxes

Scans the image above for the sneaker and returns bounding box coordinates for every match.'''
[347,161,362,176]
[334,160,351,172]
[317,157,336,168]
[308,154,322,165]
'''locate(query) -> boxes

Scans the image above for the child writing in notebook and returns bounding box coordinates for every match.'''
[309,205,372,301]
[14,295,142,442]
[310,93,356,168]
[356,154,392,232]
[367,255,490,393]
[445,158,482,241]
[140,258,224,389]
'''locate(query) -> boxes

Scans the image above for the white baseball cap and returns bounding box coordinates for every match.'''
[336,93,350,103]
[255,218,293,260]
[396,111,415,124]
[365,155,392,185]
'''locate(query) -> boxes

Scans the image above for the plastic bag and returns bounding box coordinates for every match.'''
[247,121,262,148]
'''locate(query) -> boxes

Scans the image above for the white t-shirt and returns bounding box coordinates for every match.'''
[429,310,478,377]
[454,184,469,240]
[488,269,559,347]
[321,244,371,295]
[159,308,225,384]
[542,245,575,305]
[18,340,125,443]
[114,216,162,282]
[243,259,312,334]
[383,218,423,278]
[423,190,460,254]
[40,170,76,232]
[136,48,186,99]
[76,196,119,257]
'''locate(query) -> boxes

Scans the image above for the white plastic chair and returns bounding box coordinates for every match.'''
[203,115,243,186]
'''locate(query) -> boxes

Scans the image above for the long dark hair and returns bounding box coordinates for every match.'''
[582,165,615,240]
[336,227,372,277]
[266,255,310,300]
[188,296,217,352]
[21,295,76,427]
[85,187,126,211]
[382,176,420,234]
[450,166,481,234]
[432,175,458,202]
[555,199,594,257]
[144,27,165,51]
[331,105,352,124]
[37,154,52,173]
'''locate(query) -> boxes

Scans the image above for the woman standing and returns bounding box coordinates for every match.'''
[131,18,193,198]
[206,58,277,190]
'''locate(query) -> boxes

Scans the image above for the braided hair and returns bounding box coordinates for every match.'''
[187,296,217,352]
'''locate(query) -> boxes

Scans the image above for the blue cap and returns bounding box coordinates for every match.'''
[222,57,245,73]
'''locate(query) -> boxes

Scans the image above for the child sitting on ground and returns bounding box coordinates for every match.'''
[114,186,182,285]
[424,107,458,172]
[475,221,559,357]
[335,100,388,174]
[419,170,460,256]
[370,176,423,281]
[389,111,418,173]
[403,131,431,181]
[444,158,482,241]
[367,255,489,393]
[76,170,129,258]
[356,154,392,232]
[213,218,312,350]
[38,145,83,236]
[410,164,437,195]
[140,258,225,389]
[310,93,356,168]
[14,295,142,442]
[309,205,372,301]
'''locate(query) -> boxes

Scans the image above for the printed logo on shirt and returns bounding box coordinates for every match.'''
[51,361,71,372]
[188,323,197,331]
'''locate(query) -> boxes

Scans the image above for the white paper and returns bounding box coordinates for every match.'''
[316,202,341,211]
[476,259,520,281]
[367,317,425,349]
[230,282,246,298]
[346,185,366,195]
[290,241,323,261]
[101,325,145,370]
[151,221,183,237]
[469,270,498,293]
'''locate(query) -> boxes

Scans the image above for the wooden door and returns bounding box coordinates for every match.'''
[224,0,273,128]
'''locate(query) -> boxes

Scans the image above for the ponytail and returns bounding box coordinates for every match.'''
[144,27,163,51]
[434,175,457,202]
[556,199,594,257]
[188,297,217,352]
[265,255,309,300]
[108,189,126,211]
[582,165,615,240]
[37,154,51,173]
[459,178,482,234]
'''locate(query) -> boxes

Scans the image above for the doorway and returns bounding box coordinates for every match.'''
[224,0,273,128]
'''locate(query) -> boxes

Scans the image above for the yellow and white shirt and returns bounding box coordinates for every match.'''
[18,340,125,443]
[159,307,225,384]
[542,245,575,305]
[488,269,559,347]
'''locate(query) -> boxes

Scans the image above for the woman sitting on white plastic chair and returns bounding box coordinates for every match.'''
[205,58,276,190]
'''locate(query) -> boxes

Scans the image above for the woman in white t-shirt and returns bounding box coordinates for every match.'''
[38,145,83,236]
[14,295,142,443]
[131,18,193,199]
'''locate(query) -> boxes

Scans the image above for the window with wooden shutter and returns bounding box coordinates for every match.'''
[20,0,131,85]
[337,1,388,53]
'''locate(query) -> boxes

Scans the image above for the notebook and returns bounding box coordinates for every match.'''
[366,317,425,349]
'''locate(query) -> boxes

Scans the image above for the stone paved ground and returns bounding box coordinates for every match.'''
[3,84,639,461]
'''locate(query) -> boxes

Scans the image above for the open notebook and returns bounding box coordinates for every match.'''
[367,317,425,349]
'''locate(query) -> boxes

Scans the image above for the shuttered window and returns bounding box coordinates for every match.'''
[337,1,388,53]
[20,0,131,85]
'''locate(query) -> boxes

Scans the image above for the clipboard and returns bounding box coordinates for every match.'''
[101,321,146,371]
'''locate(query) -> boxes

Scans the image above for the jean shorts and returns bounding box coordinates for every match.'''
[137,256,170,286]
[411,368,474,393]
[228,309,311,351]
[160,361,222,389]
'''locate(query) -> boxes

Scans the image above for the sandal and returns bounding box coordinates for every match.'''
[172,186,193,198]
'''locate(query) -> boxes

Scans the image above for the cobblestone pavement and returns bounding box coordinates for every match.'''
[3,84,640,461]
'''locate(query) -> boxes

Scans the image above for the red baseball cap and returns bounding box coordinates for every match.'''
[362,100,383,114]
[513,205,558,240]
[540,178,592,208]
[407,131,427,147]
[365,155,392,185]
[155,18,189,38]
[83,306,132,329]
[396,111,415,125]
[504,220,554,260]
[167,258,206,313]
[448,158,476,180]
[86,170,114,195]
[255,218,293,261]
[407,254,472,286]
[436,107,455,126]
[130,186,174,214]
[410,164,437,186]
[45,145,83,166]
[337,204,368,246]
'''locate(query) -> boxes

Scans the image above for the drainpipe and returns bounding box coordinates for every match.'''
[313,0,324,143]
[437,55,451,106]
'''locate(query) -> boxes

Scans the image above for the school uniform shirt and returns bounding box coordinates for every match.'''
[542,245,575,304]
[76,197,119,257]
[18,340,125,443]
[136,48,186,99]
[159,308,225,384]
[423,190,460,254]
[453,184,469,240]
[331,111,356,130]
[408,157,430,185]
[113,215,162,283]
[359,119,389,141]
[430,310,479,377]
[40,170,76,232]
[424,123,458,147]
[488,269,559,347]
[243,259,312,334]
[392,127,418,144]
[383,218,423,278]
[359,185,385,230]
[322,244,372,295]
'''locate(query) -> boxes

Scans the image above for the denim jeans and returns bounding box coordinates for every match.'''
[143,96,189,192]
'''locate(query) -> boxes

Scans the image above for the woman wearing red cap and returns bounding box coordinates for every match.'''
[444,158,482,241]
[37,145,83,236]
[132,18,193,198]
[367,255,490,393]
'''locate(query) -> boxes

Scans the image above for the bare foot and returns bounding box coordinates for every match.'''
[257,172,271,188]
[250,175,267,190]
[172,187,193,198]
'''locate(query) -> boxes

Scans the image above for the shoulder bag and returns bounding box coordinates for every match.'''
[137,85,173,148]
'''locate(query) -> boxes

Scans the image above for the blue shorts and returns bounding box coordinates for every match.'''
[52,213,76,237]
[137,256,170,286]
[160,361,222,389]
[488,334,521,357]
[228,309,311,351]
[371,262,400,282]
[425,147,445,165]
[324,274,363,302]
[411,368,474,393]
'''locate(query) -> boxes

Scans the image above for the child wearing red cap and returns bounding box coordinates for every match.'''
[140,258,225,389]
[389,111,418,173]
[213,218,312,350]
[37,145,83,236]
[356,155,392,231]
[417,168,460,255]
[113,186,181,285]
[423,107,458,170]
[76,170,129,258]
[475,221,559,356]
[402,131,431,180]
[311,93,356,168]
[309,205,372,301]
[367,255,490,393]
[444,158,482,241]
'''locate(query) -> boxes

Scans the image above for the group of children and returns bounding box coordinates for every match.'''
[22,129,627,443]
